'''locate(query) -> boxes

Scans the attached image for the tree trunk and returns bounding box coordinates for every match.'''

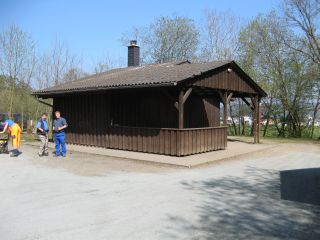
[241,117,245,135]
[263,116,270,137]
[310,89,320,138]
[229,104,237,135]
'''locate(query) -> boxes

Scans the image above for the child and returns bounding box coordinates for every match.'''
[0,120,21,157]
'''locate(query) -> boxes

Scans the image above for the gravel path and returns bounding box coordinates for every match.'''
[0,142,319,240]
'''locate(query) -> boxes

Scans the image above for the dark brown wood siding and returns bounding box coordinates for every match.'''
[52,88,224,156]
[192,67,256,94]
[110,89,178,128]
[53,94,109,147]
[184,95,220,128]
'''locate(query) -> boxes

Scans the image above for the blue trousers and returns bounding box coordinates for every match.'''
[54,132,66,156]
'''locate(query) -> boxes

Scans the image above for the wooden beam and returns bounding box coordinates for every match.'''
[227,92,233,103]
[241,97,254,110]
[251,96,258,143]
[162,90,178,110]
[250,96,257,109]
[257,97,261,143]
[174,101,179,110]
[37,98,53,107]
[217,90,228,126]
[178,89,184,129]
[182,87,192,104]
[218,91,226,105]
[223,92,228,126]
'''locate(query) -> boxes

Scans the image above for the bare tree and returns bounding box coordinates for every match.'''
[148,16,199,63]
[120,26,149,65]
[201,10,242,61]
[35,40,82,89]
[93,54,125,73]
[284,0,320,64]
[50,41,80,85]
[32,41,83,128]
[94,62,112,74]
[34,52,52,89]
[121,16,199,64]
[0,25,36,117]
[62,68,84,82]
[283,0,320,138]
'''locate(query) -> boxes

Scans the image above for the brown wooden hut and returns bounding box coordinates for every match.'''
[33,41,266,156]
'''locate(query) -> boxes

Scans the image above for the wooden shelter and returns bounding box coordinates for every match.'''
[33,42,266,156]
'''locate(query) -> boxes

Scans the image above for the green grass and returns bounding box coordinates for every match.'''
[21,133,39,142]
[229,135,320,145]
[228,124,320,141]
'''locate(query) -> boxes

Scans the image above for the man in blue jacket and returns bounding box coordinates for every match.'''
[36,112,49,157]
[53,111,68,157]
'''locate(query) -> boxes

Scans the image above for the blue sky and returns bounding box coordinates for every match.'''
[0,0,279,71]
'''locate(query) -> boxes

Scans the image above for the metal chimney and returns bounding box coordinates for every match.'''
[128,40,140,67]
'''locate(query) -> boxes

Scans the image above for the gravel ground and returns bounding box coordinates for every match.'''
[0,142,319,240]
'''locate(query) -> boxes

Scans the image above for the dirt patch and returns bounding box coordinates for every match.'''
[22,145,180,176]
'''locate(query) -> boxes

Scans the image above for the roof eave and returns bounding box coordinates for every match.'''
[32,82,178,98]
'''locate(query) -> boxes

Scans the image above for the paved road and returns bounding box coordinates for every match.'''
[0,143,320,240]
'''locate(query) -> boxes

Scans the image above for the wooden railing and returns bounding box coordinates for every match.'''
[67,125,227,156]
[106,125,227,156]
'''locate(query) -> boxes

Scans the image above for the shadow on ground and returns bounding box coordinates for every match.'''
[227,137,253,144]
[164,167,320,240]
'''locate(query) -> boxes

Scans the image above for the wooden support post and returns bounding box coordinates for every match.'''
[163,88,192,111]
[36,98,53,107]
[227,92,233,104]
[257,97,261,143]
[218,90,229,126]
[251,96,258,144]
[162,90,179,110]
[241,97,254,110]
[223,92,228,126]
[217,90,233,147]
[178,89,184,129]
[182,88,192,104]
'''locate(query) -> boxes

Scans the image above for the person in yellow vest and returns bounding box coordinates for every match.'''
[0,119,21,157]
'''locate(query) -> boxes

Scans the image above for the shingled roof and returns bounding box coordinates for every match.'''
[33,60,266,97]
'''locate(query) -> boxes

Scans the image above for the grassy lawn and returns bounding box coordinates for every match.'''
[228,124,320,143]
[229,135,320,145]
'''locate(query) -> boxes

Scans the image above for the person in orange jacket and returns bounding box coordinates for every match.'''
[0,119,21,157]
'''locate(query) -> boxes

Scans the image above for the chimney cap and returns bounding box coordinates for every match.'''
[128,40,139,47]
[128,40,140,67]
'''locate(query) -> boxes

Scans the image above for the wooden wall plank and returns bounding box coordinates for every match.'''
[193,68,256,94]
[53,90,229,156]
